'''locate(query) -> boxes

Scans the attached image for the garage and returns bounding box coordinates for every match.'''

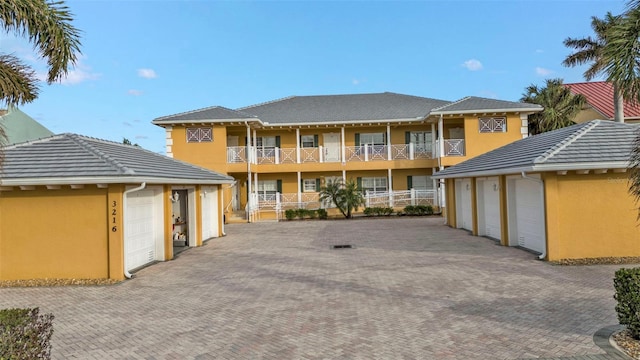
[454,178,473,231]
[508,177,545,254]
[201,186,219,241]
[476,177,501,240]
[125,187,164,272]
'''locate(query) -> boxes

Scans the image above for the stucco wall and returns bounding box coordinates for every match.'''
[544,172,640,260]
[0,187,110,280]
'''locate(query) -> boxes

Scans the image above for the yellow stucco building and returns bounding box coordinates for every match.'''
[434,120,640,261]
[152,92,542,221]
[0,134,233,280]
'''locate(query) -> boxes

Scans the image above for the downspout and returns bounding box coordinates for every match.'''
[122,182,146,279]
[521,172,546,260]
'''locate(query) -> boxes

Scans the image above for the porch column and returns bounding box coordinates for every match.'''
[297,171,302,204]
[386,124,392,160]
[433,168,439,207]
[253,129,257,163]
[431,123,436,157]
[388,168,393,207]
[341,127,346,164]
[438,114,444,158]
[296,128,301,163]
[246,124,252,222]
[342,170,346,183]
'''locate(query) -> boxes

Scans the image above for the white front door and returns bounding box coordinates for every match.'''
[323,133,340,162]
[455,178,473,231]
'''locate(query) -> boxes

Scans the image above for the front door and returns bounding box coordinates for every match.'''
[323,133,340,162]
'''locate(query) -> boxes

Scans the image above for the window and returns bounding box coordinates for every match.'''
[257,180,278,201]
[479,117,507,133]
[409,131,431,152]
[361,177,387,194]
[301,135,317,148]
[186,127,213,142]
[256,136,277,149]
[359,133,385,146]
[409,175,433,190]
[303,179,318,192]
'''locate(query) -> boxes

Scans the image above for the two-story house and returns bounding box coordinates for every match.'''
[152,92,542,221]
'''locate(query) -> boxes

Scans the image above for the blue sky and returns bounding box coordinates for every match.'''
[2,0,628,153]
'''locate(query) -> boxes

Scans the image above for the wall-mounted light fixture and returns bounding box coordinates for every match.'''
[493,183,500,191]
[170,191,180,203]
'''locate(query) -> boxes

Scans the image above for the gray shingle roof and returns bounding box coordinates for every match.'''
[0,133,233,185]
[152,106,257,124]
[432,96,542,113]
[433,120,640,178]
[237,92,450,124]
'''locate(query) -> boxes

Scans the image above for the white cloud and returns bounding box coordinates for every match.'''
[137,68,157,79]
[535,49,544,54]
[58,67,101,85]
[128,89,143,96]
[462,59,483,71]
[535,67,553,76]
[352,79,360,85]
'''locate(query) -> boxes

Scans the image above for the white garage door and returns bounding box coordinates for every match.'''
[201,186,219,241]
[514,179,545,253]
[125,189,161,271]
[455,178,473,231]
[477,178,501,240]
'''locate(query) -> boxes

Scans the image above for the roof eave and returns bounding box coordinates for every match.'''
[433,161,630,179]
[431,108,542,116]
[262,117,428,127]
[151,118,262,126]
[0,176,235,187]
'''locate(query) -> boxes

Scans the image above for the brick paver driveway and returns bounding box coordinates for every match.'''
[0,218,630,359]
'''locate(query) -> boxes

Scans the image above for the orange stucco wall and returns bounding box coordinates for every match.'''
[170,125,229,174]
[0,187,110,280]
[543,172,640,260]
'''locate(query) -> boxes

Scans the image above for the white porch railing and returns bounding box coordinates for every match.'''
[227,143,439,165]
[364,190,436,208]
[435,139,465,157]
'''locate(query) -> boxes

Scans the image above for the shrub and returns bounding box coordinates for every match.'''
[316,208,328,219]
[363,207,374,216]
[0,308,54,359]
[285,209,296,220]
[295,208,307,219]
[383,207,394,216]
[614,268,640,339]
[403,205,434,216]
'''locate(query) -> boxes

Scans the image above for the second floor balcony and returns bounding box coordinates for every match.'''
[227,140,465,165]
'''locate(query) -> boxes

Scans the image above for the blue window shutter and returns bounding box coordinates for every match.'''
[405,131,411,144]
[275,136,281,148]
[314,134,319,147]
[277,179,282,193]
[315,178,321,191]
[357,177,362,190]
[407,176,412,190]
[355,133,360,146]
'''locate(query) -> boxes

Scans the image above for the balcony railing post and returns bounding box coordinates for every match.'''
[319,146,323,163]
[411,188,416,206]
[275,147,280,164]
[364,144,369,162]
[409,143,414,160]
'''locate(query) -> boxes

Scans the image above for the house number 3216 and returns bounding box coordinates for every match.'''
[111,201,118,232]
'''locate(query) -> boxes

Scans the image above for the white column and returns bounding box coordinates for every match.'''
[364,144,369,161]
[246,125,252,222]
[342,170,346,183]
[253,129,258,162]
[386,124,392,160]
[387,168,393,207]
[431,123,436,157]
[411,188,416,206]
[297,171,302,204]
[319,145,324,163]
[433,168,439,207]
[296,128,301,163]
[409,143,414,160]
[341,127,346,164]
[438,114,444,158]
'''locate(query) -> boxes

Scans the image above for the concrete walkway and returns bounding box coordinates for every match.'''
[0,217,633,359]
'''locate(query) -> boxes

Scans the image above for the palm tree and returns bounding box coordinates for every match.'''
[631,134,640,218]
[319,178,364,219]
[0,1,81,106]
[521,78,587,135]
[563,12,624,122]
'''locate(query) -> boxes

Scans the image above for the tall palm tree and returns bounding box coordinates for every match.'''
[521,78,587,135]
[631,133,640,218]
[563,12,624,122]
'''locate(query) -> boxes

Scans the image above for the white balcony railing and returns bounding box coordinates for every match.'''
[227,142,447,165]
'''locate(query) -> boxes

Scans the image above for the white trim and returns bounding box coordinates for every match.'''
[433,161,630,179]
[0,177,234,186]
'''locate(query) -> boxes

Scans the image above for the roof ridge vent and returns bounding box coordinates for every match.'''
[432,96,470,112]
[534,120,600,164]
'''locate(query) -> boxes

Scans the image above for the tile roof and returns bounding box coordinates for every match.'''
[565,81,640,119]
[0,133,233,186]
[152,106,257,124]
[236,92,451,124]
[433,120,639,178]
[432,96,542,113]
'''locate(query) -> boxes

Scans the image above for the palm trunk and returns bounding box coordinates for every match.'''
[614,83,625,123]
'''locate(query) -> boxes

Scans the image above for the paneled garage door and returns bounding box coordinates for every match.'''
[477,177,501,240]
[455,178,473,231]
[201,186,219,241]
[514,179,545,253]
[125,189,159,271]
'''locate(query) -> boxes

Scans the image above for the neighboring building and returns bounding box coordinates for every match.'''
[433,120,640,261]
[152,92,542,221]
[0,106,53,145]
[0,134,233,280]
[565,81,640,124]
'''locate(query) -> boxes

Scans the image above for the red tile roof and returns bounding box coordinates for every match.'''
[564,81,640,119]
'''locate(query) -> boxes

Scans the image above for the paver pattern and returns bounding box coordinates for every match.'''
[0,217,631,359]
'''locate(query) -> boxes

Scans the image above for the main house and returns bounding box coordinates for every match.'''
[152,92,542,221]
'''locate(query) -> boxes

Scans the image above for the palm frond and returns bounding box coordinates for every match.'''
[629,131,640,218]
[0,54,39,106]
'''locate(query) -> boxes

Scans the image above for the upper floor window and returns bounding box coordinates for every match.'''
[408,131,431,151]
[479,117,506,133]
[358,132,386,146]
[186,127,213,142]
[301,135,317,148]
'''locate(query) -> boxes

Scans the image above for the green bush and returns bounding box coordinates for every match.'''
[403,205,434,216]
[0,308,54,360]
[364,207,394,216]
[316,208,328,219]
[285,209,296,220]
[614,268,640,339]
[363,207,374,216]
